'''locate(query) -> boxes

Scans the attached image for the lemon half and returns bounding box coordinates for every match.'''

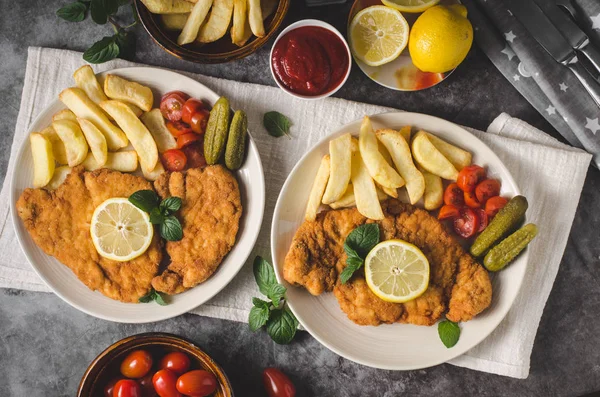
[382,0,440,13]
[365,239,429,303]
[91,198,153,262]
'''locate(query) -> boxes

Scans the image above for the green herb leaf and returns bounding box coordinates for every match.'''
[253,256,277,296]
[266,306,298,344]
[149,208,164,225]
[267,284,287,306]
[263,111,291,138]
[438,320,460,348]
[153,290,167,306]
[90,0,108,23]
[345,224,380,258]
[139,288,167,305]
[340,258,363,284]
[249,298,271,332]
[83,35,119,64]
[115,30,136,61]
[57,2,88,22]
[129,190,160,213]
[160,197,182,216]
[138,289,154,303]
[161,216,183,241]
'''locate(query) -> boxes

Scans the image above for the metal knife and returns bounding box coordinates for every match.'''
[506,0,600,108]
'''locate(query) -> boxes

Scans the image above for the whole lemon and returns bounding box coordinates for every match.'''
[409,5,473,73]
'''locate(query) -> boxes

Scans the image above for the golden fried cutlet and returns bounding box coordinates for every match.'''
[152,165,242,294]
[283,200,492,326]
[16,166,163,302]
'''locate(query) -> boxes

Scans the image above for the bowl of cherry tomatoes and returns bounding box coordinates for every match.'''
[78,332,233,397]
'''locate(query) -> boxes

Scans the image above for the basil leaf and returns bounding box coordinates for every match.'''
[253,256,277,296]
[57,2,88,22]
[263,111,291,138]
[83,35,119,64]
[267,284,286,306]
[266,306,298,344]
[129,190,160,213]
[115,30,136,61]
[153,290,167,306]
[249,298,271,332]
[345,224,380,258]
[159,197,182,216]
[161,216,183,241]
[438,320,460,348]
[149,208,164,225]
[138,289,154,303]
[339,258,363,284]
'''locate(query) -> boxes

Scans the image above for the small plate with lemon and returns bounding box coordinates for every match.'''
[348,0,473,91]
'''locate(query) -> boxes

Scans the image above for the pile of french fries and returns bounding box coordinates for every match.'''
[30,65,178,189]
[140,0,278,47]
[305,116,472,221]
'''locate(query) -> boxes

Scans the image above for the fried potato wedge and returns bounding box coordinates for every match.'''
[412,131,458,180]
[376,142,399,198]
[322,133,352,204]
[232,0,276,46]
[72,65,108,105]
[45,166,71,190]
[52,119,89,167]
[399,125,411,142]
[99,100,159,173]
[248,0,265,37]
[426,132,472,171]
[377,129,425,204]
[231,0,247,45]
[359,116,404,189]
[104,75,154,112]
[305,155,330,221]
[140,109,177,152]
[125,103,144,117]
[420,166,443,210]
[82,151,139,172]
[39,126,69,165]
[197,0,234,43]
[329,184,388,209]
[52,109,77,122]
[178,0,213,45]
[161,13,189,30]
[30,133,55,188]
[142,159,166,181]
[140,0,193,14]
[78,118,108,167]
[351,141,384,220]
[59,87,128,151]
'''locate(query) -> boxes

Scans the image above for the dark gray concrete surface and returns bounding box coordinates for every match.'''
[1,1,599,396]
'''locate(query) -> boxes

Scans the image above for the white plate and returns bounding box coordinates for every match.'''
[271,112,527,370]
[10,67,265,323]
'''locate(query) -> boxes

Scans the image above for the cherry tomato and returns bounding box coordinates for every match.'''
[453,208,479,239]
[104,378,121,397]
[475,208,488,232]
[160,92,189,121]
[438,204,460,220]
[120,350,153,379]
[139,374,158,397]
[176,370,218,396]
[113,379,142,397]
[160,352,191,375]
[189,109,209,134]
[457,165,486,192]
[153,369,182,397]
[263,368,296,397]
[181,99,204,123]
[161,91,190,103]
[176,133,202,149]
[485,196,508,218]
[464,190,481,208]
[162,149,187,172]
[443,183,464,206]
[182,143,207,169]
[475,179,501,204]
[166,121,193,137]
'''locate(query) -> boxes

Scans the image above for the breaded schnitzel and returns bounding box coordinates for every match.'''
[152,165,242,294]
[16,166,163,302]
[283,200,492,326]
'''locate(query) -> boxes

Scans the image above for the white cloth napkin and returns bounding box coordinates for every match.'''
[0,47,592,379]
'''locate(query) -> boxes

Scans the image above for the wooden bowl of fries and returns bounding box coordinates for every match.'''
[135,0,289,63]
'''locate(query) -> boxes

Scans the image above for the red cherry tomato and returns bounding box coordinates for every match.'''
[181,99,204,123]
[182,143,207,169]
[456,165,486,192]
[176,133,202,149]
[453,208,479,239]
[464,190,481,208]
[105,378,121,397]
[162,149,187,172]
[438,204,460,220]
[263,368,296,397]
[160,352,191,375]
[485,196,508,218]
[176,370,218,396]
[475,208,488,232]
[443,183,464,206]
[160,92,189,121]
[166,121,193,137]
[153,369,183,397]
[113,379,142,397]
[161,91,190,103]
[189,109,210,134]
[475,179,501,204]
[139,374,158,397]
[120,350,153,379]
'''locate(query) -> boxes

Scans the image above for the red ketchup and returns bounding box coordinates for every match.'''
[272,26,350,96]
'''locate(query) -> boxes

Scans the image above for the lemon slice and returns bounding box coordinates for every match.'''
[349,6,409,67]
[381,0,440,13]
[365,239,429,303]
[90,198,153,262]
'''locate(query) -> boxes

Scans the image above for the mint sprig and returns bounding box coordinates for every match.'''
[129,190,183,242]
[438,319,460,348]
[139,288,167,305]
[339,224,380,284]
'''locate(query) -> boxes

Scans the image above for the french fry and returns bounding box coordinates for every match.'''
[161,13,189,30]
[104,75,154,112]
[59,87,128,150]
[322,133,352,204]
[359,116,404,189]
[140,0,194,14]
[52,109,77,122]
[52,120,89,167]
[197,0,234,43]
[376,129,425,205]
[248,0,265,37]
[305,155,330,221]
[39,126,69,165]
[45,166,71,190]
[99,100,159,173]
[399,125,411,142]
[412,131,458,180]
[125,103,144,117]
[232,0,276,46]
[351,140,384,220]
[426,132,472,171]
[329,184,388,209]
[82,151,139,172]
[377,142,399,198]
[231,0,247,45]
[72,65,108,105]
[177,0,213,45]
[142,159,166,181]
[30,133,55,188]
[78,118,108,167]
[140,109,177,152]
[419,166,443,210]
